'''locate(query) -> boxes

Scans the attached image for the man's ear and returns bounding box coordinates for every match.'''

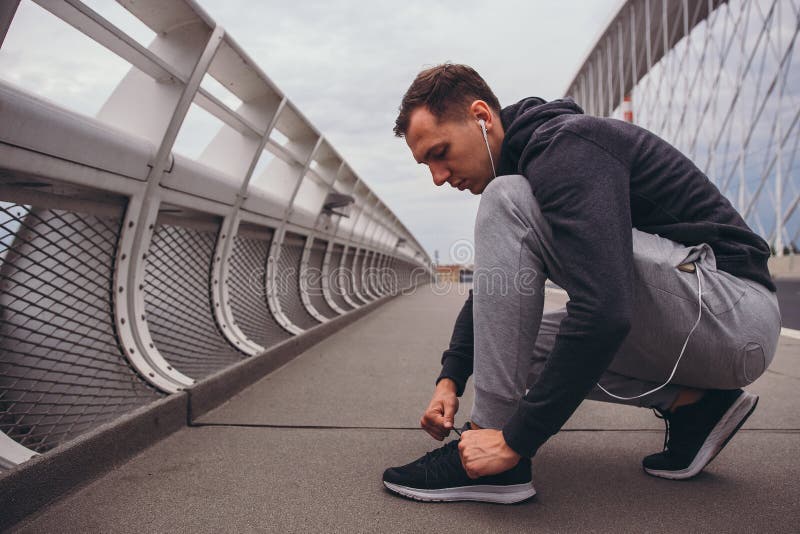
[470,100,493,129]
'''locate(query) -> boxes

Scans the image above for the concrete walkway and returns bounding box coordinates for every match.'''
[13,285,800,533]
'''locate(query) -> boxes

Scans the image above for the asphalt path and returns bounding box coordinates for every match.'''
[776,279,800,330]
[13,285,799,533]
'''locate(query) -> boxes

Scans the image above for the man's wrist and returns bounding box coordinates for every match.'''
[435,377,457,393]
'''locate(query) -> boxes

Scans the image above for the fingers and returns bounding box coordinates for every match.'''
[420,391,459,441]
[442,397,456,430]
[458,437,479,479]
[420,399,450,440]
[420,410,449,441]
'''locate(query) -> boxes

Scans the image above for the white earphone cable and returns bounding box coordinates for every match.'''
[480,120,497,179]
[596,265,704,401]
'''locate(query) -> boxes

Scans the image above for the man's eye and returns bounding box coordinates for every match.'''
[434,148,447,159]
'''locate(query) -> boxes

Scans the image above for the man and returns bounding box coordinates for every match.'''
[382,64,781,504]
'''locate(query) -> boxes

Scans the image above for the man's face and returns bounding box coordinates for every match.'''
[405,106,495,195]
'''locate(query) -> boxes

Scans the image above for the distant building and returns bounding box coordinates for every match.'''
[435,264,473,284]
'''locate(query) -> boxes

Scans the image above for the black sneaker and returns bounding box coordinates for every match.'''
[382,431,535,503]
[643,389,758,480]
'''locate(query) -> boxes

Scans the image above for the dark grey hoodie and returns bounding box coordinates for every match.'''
[438,97,774,458]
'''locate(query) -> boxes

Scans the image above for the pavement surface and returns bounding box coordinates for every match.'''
[12,285,800,533]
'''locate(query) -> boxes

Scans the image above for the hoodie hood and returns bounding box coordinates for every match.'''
[498,97,584,174]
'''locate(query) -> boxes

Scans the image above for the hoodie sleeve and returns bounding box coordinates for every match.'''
[436,290,474,396]
[502,131,634,458]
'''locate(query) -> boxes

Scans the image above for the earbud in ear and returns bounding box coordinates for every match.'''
[477,118,496,180]
[478,119,488,142]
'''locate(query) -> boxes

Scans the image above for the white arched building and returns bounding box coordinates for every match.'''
[565,0,799,255]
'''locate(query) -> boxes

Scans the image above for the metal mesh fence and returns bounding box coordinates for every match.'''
[367,253,384,296]
[379,255,394,294]
[352,249,370,302]
[365,251,378,299]
[384,257,399,294]
[144,217,246,379]
[396,260,412,291]
[228,226,292,349]
[306,239,338,319]
[328,244,354,311]
[344,248,367,305]
[0,200,162,453]
[276,233,320,330]
[0,194,423,457]
[371,253,385,296]
[354,250,366,299]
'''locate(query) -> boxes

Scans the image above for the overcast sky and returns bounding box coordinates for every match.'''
[0,0,623,262]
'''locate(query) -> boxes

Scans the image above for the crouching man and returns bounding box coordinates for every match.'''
[382,64,781,503]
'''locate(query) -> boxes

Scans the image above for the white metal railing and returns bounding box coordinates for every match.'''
[0,0,431,467]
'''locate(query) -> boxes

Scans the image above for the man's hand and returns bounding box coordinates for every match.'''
[420,378,459,440]
[458,429,521,479]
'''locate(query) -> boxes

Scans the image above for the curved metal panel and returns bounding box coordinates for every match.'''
[275,232,320,330]
[227,225,293,350]
[358,250,376,301]
[304,238,339,319]
[319,241,348,315]
[326,243,355,312]
[361,250,380,300]
[114,195,196,392]
[298,236,331,322]
[144,217,247,379]
[341,247,366,306]
[351,248,371,303]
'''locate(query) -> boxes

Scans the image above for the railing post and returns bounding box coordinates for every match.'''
[332,178,364,309]
[265,136,324,334]
[112,23,225,392]
[210,98,289,355]
[315,164,347,315]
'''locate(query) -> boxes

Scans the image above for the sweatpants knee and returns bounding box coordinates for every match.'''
[479,175,530,210]
[476,175,535,235]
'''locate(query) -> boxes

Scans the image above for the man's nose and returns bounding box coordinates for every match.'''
[430,164,450,187]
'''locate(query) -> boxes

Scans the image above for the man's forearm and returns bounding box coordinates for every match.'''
[437,290,475,396]
[502,322,631,457]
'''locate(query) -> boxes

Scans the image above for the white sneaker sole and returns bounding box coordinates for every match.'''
[645,391,759,480]
[383,481,536,504]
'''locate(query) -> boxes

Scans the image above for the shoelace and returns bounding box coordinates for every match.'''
[654,407,700,454]
[420,439,459,464]
[452,422,471,437]
[419,440,461,484]
[421,423,473,483]
[653,408,671,451]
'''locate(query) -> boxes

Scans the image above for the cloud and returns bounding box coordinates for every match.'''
[194,0,625,261]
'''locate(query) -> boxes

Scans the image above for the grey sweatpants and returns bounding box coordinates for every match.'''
[470,175,782,430]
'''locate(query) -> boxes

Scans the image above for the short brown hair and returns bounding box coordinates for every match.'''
[393,63,501,137]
